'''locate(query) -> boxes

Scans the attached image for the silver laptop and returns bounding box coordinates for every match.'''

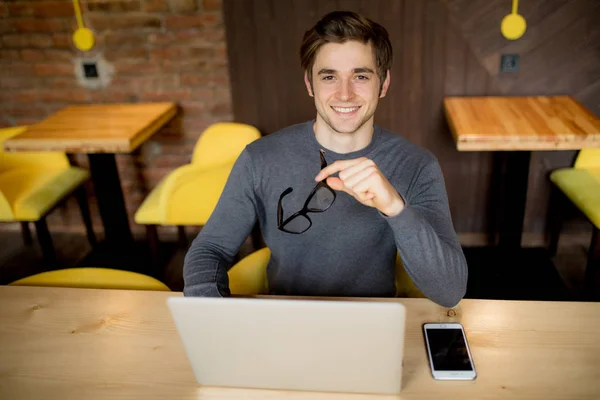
[167,296,406,394]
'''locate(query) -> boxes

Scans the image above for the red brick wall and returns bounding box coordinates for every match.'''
[0,0,232,236]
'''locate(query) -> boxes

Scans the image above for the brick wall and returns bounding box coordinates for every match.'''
[0,0,232,236]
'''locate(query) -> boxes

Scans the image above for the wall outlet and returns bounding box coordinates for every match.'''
[75,57,114,89]
[500,54,519,72]
[83,62,99,78]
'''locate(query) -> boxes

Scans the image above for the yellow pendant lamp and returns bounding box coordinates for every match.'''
[501,0,527,40]
[72,0,95,51]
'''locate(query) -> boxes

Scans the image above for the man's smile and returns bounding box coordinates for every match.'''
[331,106,361,116]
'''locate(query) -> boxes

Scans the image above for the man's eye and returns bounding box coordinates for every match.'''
[356,75,369,80]
[322,76,335,81]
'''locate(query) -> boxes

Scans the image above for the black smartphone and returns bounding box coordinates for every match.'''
[423,322,477,380]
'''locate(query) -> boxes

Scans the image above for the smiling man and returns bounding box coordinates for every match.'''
[183,11,468,307]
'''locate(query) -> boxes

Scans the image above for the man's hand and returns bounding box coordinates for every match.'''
[315,157,405,217]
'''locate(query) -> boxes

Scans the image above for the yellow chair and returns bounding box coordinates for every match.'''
[548,149,600,294]
[228,247,270,295]
[227,247,425,298]
[9,267,170,291]
[0,126,96,262]
[134,122,262,258]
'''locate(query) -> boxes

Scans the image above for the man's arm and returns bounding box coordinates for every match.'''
[384,158,467,307]
[183,149,258,297]
[315,156,467,307]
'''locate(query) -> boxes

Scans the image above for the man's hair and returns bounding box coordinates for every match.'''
[299,11,393,88]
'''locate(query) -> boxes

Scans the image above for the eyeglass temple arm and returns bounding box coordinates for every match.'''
[319,149,327,170]
[278,187,293,226]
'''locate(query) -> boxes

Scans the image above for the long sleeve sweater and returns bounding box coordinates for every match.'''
[183,121,468,307]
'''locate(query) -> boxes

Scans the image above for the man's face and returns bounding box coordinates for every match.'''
[304,40,390,135]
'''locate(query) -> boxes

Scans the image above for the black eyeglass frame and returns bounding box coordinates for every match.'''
[277,150,336,234]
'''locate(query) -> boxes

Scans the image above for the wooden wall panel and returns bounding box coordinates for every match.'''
[223,0,600,237]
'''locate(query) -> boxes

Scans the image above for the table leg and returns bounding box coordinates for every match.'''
[88,154,133,244]
[498,151,532,249]
[584,227,599,299]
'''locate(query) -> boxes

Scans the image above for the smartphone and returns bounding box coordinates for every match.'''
[423,323,477,380]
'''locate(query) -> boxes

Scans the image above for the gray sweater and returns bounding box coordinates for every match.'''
[183,121,468,307]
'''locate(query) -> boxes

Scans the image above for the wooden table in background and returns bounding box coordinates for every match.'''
[444,96,600,248]
[3,103,177,245]
[1,286,599,399]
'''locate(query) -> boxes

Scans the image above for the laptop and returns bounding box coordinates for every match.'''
[167,296,406,394]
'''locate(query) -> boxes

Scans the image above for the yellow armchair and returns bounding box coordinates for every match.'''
[548,149,600,295]
[134,122,261,259]
[0,126,96,262]
[227,247,425,298]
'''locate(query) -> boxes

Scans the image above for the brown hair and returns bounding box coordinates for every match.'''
[300,11,393,88]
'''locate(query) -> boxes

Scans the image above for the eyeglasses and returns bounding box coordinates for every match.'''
[277,150,337,234]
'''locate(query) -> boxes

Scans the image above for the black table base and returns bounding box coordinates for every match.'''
[495,151,532,249]
[88,153,133,245]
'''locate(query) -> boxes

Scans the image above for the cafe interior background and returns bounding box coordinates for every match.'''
[1,0,599,302]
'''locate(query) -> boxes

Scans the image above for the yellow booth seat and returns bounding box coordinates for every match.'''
[227,247,425,298]
[10,267,170,291]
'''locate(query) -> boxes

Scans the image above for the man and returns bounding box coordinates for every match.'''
[183,11,468,307]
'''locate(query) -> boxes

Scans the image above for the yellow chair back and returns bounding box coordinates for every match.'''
[10,268,170,291]
[191,122,261,169]
[227,248,425,298]
[574,149,600,169]
[228,247,270,295]
[0,126,70,173]
[160,163,233,225]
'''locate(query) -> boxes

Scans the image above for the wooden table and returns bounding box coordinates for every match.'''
[444,96,600,248]
[3,103,177,244]
[1,286,599,399]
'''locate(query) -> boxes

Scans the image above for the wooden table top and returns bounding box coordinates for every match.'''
[1,286,599,399]
[3,102,177,154]
[443,96,600,151]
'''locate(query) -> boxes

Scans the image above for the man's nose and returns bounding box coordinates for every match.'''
[336,79,353,101]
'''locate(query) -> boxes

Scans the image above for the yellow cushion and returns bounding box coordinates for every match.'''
[550,168,600,229]
[10,267,170,291]
[191,123,261,169]
[0,167,89,221]
[135,163,234,226]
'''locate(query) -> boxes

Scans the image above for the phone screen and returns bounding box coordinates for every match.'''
[426,328,473,371]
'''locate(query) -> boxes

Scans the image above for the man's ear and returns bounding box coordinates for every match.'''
[304,71,314,97]
[379,69,391,98]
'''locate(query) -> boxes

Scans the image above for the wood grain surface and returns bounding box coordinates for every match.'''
[444,96,600,151]
[2,103,177,154]
[1,286,599,399]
